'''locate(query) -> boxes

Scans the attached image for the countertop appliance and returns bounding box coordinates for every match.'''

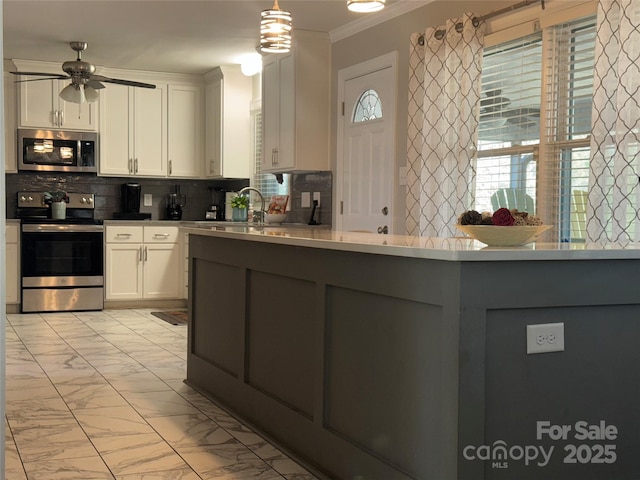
[113,183,151,220]
[166,185,186,220]
[18,128,97,173]
[17,191,104,313]
[205,187,225,220]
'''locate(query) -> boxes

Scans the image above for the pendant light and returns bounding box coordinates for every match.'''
[260,0,292,54]
[347,0,385,13]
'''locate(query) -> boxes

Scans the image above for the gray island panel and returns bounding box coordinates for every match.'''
[184,226,640,480]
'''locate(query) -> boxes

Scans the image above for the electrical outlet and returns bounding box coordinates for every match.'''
[313,192,321,206]
[301,192,311,208]
[527,323,565,354]
[143,194,153,207]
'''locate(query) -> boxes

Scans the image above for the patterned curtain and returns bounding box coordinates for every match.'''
[406,13,485,237]
[587,0,640,244]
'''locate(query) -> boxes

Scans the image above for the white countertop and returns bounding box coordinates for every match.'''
[180,224,640,261]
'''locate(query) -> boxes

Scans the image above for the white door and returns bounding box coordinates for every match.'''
[338,53,396,234]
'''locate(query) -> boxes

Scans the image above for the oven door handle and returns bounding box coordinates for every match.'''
[22,224,104,233]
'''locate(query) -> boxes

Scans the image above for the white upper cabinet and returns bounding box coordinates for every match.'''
[168,84,203,178]
[98,68,203,178]
[4,68,17,173]
[261,30,330,173]
[13,60,98,131]
[204,66,253,179]
[99,82,167,177]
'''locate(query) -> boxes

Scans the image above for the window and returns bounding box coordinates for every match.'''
[353,89,383,122]
[250,108,290,206]
[475,13,596,242]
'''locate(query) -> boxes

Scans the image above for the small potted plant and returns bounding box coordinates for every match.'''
[230,193,249,222]
[43,191,69,219]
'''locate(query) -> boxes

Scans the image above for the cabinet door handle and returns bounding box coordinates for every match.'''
[116,233,132,238]
[169,160,172,175]
[59,110,64,126]
[144,246,148,261]
[272,147,278,166]
[153,233,171,239]
[135,158,139,173]
[139,246,143,262]
[128,158,132,174]
[53,110,59,127]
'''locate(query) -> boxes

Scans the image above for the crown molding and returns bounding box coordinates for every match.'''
[330,0,435,43]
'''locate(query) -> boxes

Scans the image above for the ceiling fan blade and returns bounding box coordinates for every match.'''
[87,80,105,89]
[10,71,68,79]
[13,76,69,83]
[91,75,156,89]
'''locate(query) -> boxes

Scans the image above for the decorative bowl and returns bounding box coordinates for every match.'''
[265,213,287,224]
[456,224,552,247]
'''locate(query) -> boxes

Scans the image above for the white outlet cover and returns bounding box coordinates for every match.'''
[313,192,321,206]
[143,194,153,207]
[526,323,565,354]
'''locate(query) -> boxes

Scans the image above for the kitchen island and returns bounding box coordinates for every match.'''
[181,224,640,480]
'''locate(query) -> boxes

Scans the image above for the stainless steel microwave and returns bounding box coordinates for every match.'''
[18,129,98,173]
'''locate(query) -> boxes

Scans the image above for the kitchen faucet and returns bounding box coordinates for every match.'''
[238,186,266,224]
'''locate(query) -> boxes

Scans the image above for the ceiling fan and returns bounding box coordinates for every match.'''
[480,89,540,130]
[10,41,156,104]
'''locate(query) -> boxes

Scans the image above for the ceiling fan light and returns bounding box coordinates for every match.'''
[84,85,100,103]
[59,83,86,104]
[347,0,385,13]
[260,0,292,54]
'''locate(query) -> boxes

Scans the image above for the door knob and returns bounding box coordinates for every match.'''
[377,226,389,234]
[382,206,388,216]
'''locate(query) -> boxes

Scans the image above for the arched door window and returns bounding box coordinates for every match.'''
[353,89,382,123]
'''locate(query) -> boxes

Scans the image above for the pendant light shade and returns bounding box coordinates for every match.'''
[260,0,292,54]
[347,0,385,13]
[59,83,99,104]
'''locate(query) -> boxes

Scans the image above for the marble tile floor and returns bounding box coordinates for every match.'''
[5,309,321,480]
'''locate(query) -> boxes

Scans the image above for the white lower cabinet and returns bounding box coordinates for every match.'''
[6,223,20,305]
[105,225,181,301]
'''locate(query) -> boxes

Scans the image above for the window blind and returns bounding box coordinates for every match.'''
[540,15,595,242]
[474,14,596,243]
[476,32,543,214]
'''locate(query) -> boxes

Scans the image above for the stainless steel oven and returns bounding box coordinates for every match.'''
[18,192,104,312]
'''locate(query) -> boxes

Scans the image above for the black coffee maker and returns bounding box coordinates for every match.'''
[114,183,152,220]
[122,183,141,213]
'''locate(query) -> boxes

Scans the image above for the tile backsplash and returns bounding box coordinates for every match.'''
[5,171,333,224]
